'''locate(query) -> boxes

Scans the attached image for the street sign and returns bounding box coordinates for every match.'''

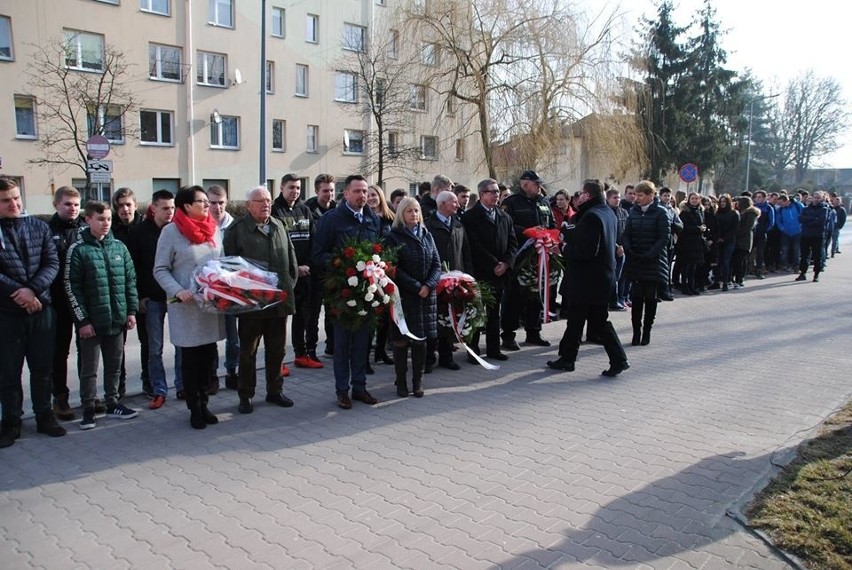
[679,163,698,183]
[86,134,110,159]
[88,160,113,184]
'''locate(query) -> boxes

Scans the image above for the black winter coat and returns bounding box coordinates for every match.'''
[386,225,441,340]
[272,196,314,266]
[676,205,707,266]
[424,212,473,273]
[735,207,760,252]
[126,218,168,302]
[461,203,517,285]
[501,191,555,244]
[559,195,617,305]
[623,198,671,285]
[0,216,59,314]
[714,208,739,245]
[48,213,84,309]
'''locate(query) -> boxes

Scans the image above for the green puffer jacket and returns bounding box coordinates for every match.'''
[65,228,138,336]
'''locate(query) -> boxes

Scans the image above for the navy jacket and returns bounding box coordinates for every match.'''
[311,201,383,272]
[0,215,59,314]
[559,195,617,306]
[623,198,671,285]
[799,202,830,239]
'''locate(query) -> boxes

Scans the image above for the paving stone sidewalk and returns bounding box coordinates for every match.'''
[2,250,851,569]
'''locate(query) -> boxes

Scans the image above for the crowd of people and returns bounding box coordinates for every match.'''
[0,172,845,445]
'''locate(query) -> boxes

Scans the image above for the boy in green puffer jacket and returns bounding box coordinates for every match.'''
[65,201,139,430]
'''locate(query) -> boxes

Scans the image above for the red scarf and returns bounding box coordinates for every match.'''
[173,208,217,245]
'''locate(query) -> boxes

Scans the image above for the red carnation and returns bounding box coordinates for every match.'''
[344,246,356,258]
[345,267,356,277]
[341,288,352,298]
[385,283,395,294]
[372,243,383,254]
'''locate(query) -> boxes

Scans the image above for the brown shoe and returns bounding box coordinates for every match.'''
[336,392,352,410]
[351,391,378,405]
[208,377,220,395]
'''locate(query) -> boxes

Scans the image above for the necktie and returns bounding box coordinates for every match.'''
[488,208,496,222]
[355,211,363,223]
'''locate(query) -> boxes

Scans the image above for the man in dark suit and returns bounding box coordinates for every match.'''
[462,179,517,361]
[547,179,629,377]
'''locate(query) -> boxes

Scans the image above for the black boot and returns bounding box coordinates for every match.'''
[411,342,427,398]
[36,412,67,437]
[630,298,644,346]
[190,405,207,429]
[0,418,22,449]
[393,345,409,397]
[641,300,657,346]
[200,404,219,425]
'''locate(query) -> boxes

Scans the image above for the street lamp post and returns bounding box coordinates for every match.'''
[744,93,780,192]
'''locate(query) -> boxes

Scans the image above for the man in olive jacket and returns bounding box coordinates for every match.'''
[223,186,298,414]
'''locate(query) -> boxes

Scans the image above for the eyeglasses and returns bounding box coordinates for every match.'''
[251,198,272,204]
[193,199,210,205]
[208,200,226,205]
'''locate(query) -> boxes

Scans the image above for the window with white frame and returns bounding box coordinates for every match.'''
[0,16,13,61]
[421,42,438,66]
[455,138,465,161]
[208,0,233,27]
[410,84,427,111]
[63,29,104,71]
[343,23,366,52]
[197,50,226,87]
[307,125,318,152]
[387,131,399,156]
[140,0,170,16]
[266,61,274,93]
[148,43,182,81]
[140,109,173,145]
[388,29,399,59]
[94,0,119,4]
[210,115,239,149]
[272,119,286,151]
[334,72,357,103]
[295,64,309,96]
[272,7,285,38]
[420,135,438,160]
[14,96,36,138]
[343,129,364,154]
[306,14,319,43]
[88,104,124,143]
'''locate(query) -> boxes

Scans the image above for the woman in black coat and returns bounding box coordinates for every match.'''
[713,194,740,291]
[385,197,441,398]
[676,192,708,295]
[622,181,671,346]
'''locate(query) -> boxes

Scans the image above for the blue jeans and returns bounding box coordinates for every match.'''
[213,315,239,375]
[333,321,370,395]
[0,308,55,419]
[830,229,842,255]
[146,300,182,395]
[610,254,625,306]
[779,234,800,268]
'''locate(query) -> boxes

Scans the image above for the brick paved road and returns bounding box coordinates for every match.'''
[2,249,851,569]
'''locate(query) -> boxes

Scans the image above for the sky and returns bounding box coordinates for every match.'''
[595,0,852,169]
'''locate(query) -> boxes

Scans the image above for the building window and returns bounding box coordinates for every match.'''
[375,77,386,106]
[376,0,386,5]
[208,0,233,28]
[306,14,319,43]
[152,178,180,195]
[0,16,13,61]
[420,135,438,160]
[197,50,226,87]
[343,129,364,154]
[343,23,366,52]
[140,109,173,145]
[295,64,309,96]
[410,84,427,111]
[63,30,104,71]
[388,30,399,59]
[421,42,438,66]
[148,43,182,82]
[446,96,456,116]
[140,0,170,16]
[387,131,399,156]
[88,104,123,143]
[14,96,37,139]
[210,115,239,149]
[202,179,229,193]
[455,138,465,161]
[334,72,357,103]
[265,61,274,94]
[306,125,318,153]
[272,119,286,152]
[271,7,285,38]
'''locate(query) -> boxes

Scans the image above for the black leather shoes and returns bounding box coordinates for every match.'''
[351,391,378,405]
[336,392,352,409]
[546,358,575,371]
[502,338,521,351]
[486,352,509,361]
[601,362,630,377]
[525,336,551,347]
[439,359,460,371]
[238,398,253,414]
[265,393,294,408]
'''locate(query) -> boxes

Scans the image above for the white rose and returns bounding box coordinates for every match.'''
[364,293,374,302]
[347,276,359,286]
[356,261,366,271]
[346,300,357,307]
[372,254,381,263]
[383,296,391,304]
[357,310,368,316]
[367,284,377,293]
[371,301,379,307]
[380,278,388,287]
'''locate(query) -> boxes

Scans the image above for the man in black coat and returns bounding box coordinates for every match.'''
[462,179,517,361]
[547,180,629,377]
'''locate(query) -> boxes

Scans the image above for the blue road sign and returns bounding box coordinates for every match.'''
[679,163,698,183]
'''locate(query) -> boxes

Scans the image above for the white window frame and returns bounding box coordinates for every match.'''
[14,95,37,139]
[295,64,309,97]
[139,109,173,146]
[88,104,124,144]
[272,119,286,152]
[140,0,170,16]
[210,115,239,149]
[148,43,182,82]
[0,16,13,61]
[271,7,285,38]
[334,72,357,103]
[197,50,226,87]
[63,29,104,72]
[420,135,438,160]
[343,23,366,52]
[306,14,319,44]
[421,42,438,66]
[343,129,365,155]
[208,0,234,28]
[410,84,427,111]
[265,60,275,94]
[387,131,399,156]
[306,125,318,153]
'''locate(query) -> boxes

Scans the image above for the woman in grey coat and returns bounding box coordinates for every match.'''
[154,186,225,429]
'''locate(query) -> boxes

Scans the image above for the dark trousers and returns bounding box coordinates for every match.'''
[51,300,78,399]
[753,231,768,271]
[799,236,825,275]
[471,280,504,356]
[237,316,287,399]
[333,321,370,395]
[765,229,781,269]
[0,308,55,420]
[78,331,123,409]
[181,343,215,408]
[290,278,312,356]
[119,315,148,396]
[305,272,328,353]
[557,303,626,366]
[732,248,750,284]
[501,278,542,340]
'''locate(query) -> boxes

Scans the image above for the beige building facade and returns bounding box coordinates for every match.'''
[1,0,486,214]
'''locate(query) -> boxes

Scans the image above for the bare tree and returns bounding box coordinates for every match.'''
[26,37,138,193]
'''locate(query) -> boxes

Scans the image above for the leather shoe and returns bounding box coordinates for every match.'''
[336,392,352,409]
[525,336,551,347]
[238,398,253,414]
[424,360,434,374]
[601,362,630,377]
[351,391,378,405]
[439,359,460,371]
[486,352,509,361]
[265,393,294,408]
[224,372,238,390]
[502,338,521,351]
[546,358,575,371]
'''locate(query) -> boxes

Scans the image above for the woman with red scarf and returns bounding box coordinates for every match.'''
[154,186,225,429]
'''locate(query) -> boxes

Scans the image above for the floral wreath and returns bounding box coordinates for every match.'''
[436,269,499,369]
[514,227,564,321]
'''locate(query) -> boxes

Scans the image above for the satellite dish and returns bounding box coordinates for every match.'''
[343,130,350,150]
[234,69,243,85]
[212,109,223,125]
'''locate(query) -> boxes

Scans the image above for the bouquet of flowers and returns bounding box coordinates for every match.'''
[515,227,564,321]
[436,270,499,369]
[192,256,288,314]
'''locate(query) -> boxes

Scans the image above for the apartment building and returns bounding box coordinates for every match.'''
[0,0,486,214]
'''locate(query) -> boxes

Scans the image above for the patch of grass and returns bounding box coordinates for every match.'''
[746,402,852,570]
